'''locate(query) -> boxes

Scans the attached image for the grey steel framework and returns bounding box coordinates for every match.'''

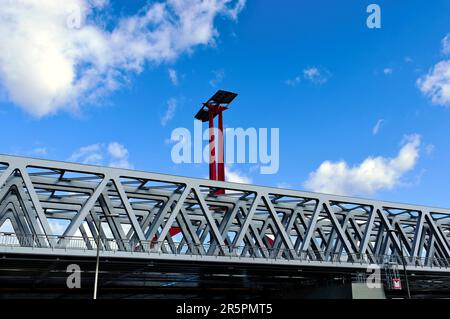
[1,154,450,273]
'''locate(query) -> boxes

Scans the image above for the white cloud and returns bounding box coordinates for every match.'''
[161,98,177,127]
[304,134,421,196]
[285,76,301,87]
[108,142,133,169]
[226,166,252,184]
[225,0,246,19]
[417,34,450,107]
[372,119,384,135]
[442,34,450,55]
[108,142,128,159]
[209,69,225,87]
[0,0,245,117]
[417,60,450,106]
[303,67,330,85]
[69,143,104,164]
[304,67,320,79]
[168,68,179,86]
[69,142,133,169]
[14,146,49,158]
[425,144,435,156]
[31,147,49,156]
[286,67,330,87]
[383,68,393,75]
[109,159,133,170]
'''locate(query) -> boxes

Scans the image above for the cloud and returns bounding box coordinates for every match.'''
[304,134,421,196]
[284,76,301,87]
[417,34,450,107]
[106,142,133,169]
[108,142,128,159]
[417,60,450,106]
[209,69,225,87]
[425,144,435,156]
[31,147,49,156]
[0,0,245,117]
[69,143,104,165]
[161,98,177,127]
[285,66,330,87]
[226,166,252,184]
[303,67,330,85]
[69,142,133,169]
[442,34,450,55]
[372,119,384,135]
[225,0,246,19]
[13,146,49,158]
[383,68,393,75]
[168,68,179,86]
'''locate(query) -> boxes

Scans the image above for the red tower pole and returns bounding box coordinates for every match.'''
[216,108,226,195]
[196,91,237,186]
[217,108,225,183]
[208,106,217,181]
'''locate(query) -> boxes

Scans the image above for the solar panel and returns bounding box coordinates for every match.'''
[208,90,238,105]
[195,106,210,122]
[195,90,238,122]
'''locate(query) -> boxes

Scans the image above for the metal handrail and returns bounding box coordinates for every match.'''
[0,232,448,269]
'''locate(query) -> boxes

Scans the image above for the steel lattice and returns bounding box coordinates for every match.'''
[0,154,449,273]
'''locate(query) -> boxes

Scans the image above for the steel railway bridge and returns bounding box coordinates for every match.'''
[1,154,450,298]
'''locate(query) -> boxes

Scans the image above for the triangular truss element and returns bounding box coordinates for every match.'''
[0,154,450,271]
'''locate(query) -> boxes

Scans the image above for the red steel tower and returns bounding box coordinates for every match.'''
[195,90,238,193]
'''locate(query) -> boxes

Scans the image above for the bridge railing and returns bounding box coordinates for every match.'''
[0,232,449,270]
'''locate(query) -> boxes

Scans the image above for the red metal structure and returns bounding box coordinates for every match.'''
[156,91,238,244]
[195,90,238,193]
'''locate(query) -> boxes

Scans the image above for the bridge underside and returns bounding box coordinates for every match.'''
[1,253,450,299]
[1,154,450,298]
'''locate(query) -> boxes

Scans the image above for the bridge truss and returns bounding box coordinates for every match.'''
[0,154,450,274]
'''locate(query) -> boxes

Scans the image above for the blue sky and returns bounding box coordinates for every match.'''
[0,0,450,209]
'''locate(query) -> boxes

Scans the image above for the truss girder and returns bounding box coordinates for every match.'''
[0,155,450,272]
